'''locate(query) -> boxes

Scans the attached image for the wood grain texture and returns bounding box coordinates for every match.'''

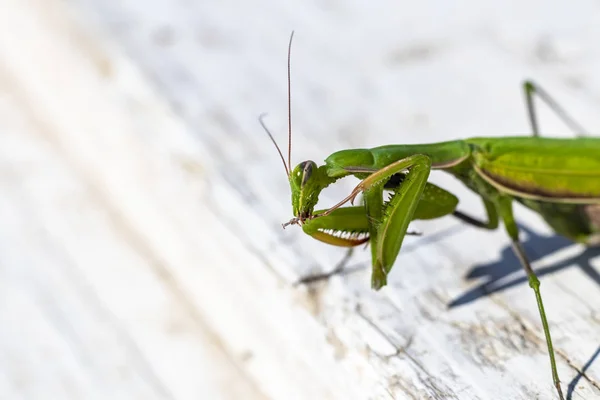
[1,0,600,399]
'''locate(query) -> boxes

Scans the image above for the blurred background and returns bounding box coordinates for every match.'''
[1,0,600,399]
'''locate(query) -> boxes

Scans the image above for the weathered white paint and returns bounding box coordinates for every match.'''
[0,0,599,399]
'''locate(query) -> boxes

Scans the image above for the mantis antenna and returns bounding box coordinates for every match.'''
[259,113,289,177]
[287,30,294,172]
[259,31,296,178]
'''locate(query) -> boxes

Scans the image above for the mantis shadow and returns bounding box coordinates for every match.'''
[567,345,600,400]
[448,224,600,308]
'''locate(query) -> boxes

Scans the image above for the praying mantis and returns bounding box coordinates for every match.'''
[263,33,600,400]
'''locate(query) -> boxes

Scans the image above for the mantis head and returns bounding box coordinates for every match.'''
[289,160,329,222]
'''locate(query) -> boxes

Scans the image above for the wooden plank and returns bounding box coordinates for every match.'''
[1,0,599,398]
[0,46,269,400]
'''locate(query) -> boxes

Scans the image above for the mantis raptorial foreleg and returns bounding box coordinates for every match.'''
[523,80,590,137]
[343,155,432,289]
[298,155,433,288]
[297,206,421,285]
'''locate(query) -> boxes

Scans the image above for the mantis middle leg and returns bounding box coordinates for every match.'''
[452,198,499,230]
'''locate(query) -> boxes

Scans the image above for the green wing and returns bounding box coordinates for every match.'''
[467,137,600,202]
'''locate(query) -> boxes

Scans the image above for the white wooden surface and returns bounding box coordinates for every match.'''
[1,0,600,399]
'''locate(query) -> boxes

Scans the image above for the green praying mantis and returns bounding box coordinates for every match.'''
[263,33,600,400]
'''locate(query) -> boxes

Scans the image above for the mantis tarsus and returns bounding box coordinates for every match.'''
[264,33,600,400]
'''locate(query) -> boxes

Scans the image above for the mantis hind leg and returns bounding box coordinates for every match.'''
[497,196,564,400]
[523,80,589,137]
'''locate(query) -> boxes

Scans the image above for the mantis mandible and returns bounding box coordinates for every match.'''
[263,33,600,400]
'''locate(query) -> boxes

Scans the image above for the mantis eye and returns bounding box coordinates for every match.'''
[298,160,316,187]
